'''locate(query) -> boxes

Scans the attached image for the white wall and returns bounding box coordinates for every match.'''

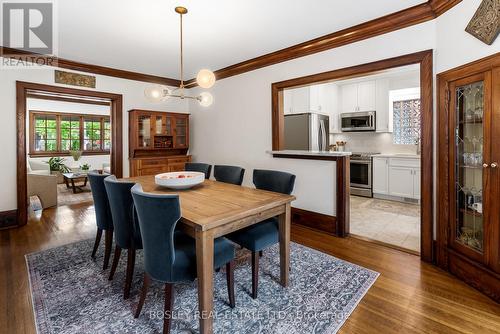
[0,65,189,211]
[435,0,500,73]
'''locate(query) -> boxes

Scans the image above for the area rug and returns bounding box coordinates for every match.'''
[26,239,379,334]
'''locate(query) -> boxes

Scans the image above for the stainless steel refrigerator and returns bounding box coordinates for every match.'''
[284,112,329,151]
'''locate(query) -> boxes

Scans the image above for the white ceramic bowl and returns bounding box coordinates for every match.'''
[155,171,205,190]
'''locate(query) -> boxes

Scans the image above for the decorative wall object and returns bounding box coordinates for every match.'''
[465,0,500,45]
[55,70,96,88]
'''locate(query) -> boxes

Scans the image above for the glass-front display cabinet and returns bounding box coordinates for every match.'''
[438,58,500,303]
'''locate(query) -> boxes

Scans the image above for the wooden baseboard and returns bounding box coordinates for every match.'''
[0,210,18,229]
[291,207,336,235]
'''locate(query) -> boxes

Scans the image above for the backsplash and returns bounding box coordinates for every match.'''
[330,132,418,154]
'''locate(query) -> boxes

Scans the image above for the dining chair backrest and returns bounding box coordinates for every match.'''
[131,184,181,282]
[185,162,212,179]
[253,169,296,195]
[88,172,113,230]
[214,165,245,185]
[104,175,141,249]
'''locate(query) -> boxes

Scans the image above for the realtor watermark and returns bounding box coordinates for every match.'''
[1,0,58,69]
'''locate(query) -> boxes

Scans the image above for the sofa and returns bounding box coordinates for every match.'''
[27,158,58,209]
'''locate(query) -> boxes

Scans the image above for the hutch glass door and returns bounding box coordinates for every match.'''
[453,77,487,259]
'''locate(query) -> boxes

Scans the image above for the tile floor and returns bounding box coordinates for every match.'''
[350,195,420,253]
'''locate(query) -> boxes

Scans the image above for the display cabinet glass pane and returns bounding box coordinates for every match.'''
[138,115,151,148]
[156,116,163,134]
[455,81,484,252]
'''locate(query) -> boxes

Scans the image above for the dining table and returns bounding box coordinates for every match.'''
[124,175,296,334]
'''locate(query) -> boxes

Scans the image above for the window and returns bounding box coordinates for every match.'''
[389,88,421,145]
[393,99,421,145]
[30,111,110,156]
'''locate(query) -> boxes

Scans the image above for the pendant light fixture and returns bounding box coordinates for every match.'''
[144,6,215,106]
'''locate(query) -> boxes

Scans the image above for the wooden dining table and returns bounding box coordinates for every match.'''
[125,175,296,334]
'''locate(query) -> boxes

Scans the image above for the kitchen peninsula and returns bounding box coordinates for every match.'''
[269,150,351,237]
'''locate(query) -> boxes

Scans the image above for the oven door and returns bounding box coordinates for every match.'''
[350,160,372,189]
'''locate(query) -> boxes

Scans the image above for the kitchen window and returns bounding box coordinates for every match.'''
[30,111,111,156]
[389,88,421,145]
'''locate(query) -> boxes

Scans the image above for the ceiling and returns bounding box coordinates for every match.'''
[57,0,426,79]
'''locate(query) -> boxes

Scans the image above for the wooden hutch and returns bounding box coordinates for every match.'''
[129,109,191,176]
[437,54,500,302]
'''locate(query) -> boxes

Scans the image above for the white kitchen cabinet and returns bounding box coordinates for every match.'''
[357,81,376,111]
[372,157,389,194]
[375,78,391,132]
[373,156,420,199]
[339,80,376,113]
[388,166,414,198]
[290,86,310,113]
[340,83,358,113]
[284,84,331,114]
[413,168,421,199]
[283,90,292,114]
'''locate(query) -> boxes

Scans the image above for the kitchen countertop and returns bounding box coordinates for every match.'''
[268,150,352,157]
[373,153,421,159]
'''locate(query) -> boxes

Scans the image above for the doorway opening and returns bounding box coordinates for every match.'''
[16,82,123,227]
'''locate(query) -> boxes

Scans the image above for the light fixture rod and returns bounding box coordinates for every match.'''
[179,10,184,89]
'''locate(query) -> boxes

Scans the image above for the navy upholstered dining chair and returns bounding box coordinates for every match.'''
[214,165,245,185]
[185,162,212,179]
[131,184,236,333]
[88,172,114,270]
[227,169,296,299]
[104,175,143,299]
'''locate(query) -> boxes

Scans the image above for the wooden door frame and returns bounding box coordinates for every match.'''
[271,50,434,262]
[16,81,123,227]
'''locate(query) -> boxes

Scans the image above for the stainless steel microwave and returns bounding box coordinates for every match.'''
[341,111,376,132]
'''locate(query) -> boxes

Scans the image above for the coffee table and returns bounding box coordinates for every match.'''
[62,173,89,194]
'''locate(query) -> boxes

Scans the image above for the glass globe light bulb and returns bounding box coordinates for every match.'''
[198,91,214,107]
[196,69,216,89]
[144,85,168,102]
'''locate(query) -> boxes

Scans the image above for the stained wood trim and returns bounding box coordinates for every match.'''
[26,93,111,106]
[2,47,180,87]
[291,207,337,235]
[271,50,434,262]
[0,210,18,230]
[271,153,347,161]
[336,156,350,238]
[185,1,460,85]
[16,81,123,227]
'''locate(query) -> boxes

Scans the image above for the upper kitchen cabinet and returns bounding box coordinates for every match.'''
[284,84,330,114]
[375,78,391,132]
[340,80,376,113]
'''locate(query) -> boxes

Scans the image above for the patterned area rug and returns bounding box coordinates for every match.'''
[26,239,379,334]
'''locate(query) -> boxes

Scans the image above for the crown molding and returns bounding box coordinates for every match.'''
[185,0,461,86]
[1,47,181,87]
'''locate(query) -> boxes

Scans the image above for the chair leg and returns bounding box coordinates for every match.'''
[103,230,113,270]
[91,228,103,259]
[163,283,175,334]
[226,260,235,308]
[251,251,259,299]
[124,248,136,299]
[108,246,121,281]
[134,272,151,318]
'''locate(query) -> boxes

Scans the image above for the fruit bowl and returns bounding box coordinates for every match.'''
[155,172,205,190]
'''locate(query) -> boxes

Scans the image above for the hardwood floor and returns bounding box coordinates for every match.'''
[1,202,500,334]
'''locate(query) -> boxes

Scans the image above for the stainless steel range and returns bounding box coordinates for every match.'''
[350,152,380,198]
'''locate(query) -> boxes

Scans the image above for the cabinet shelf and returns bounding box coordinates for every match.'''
[459,208,483,217]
